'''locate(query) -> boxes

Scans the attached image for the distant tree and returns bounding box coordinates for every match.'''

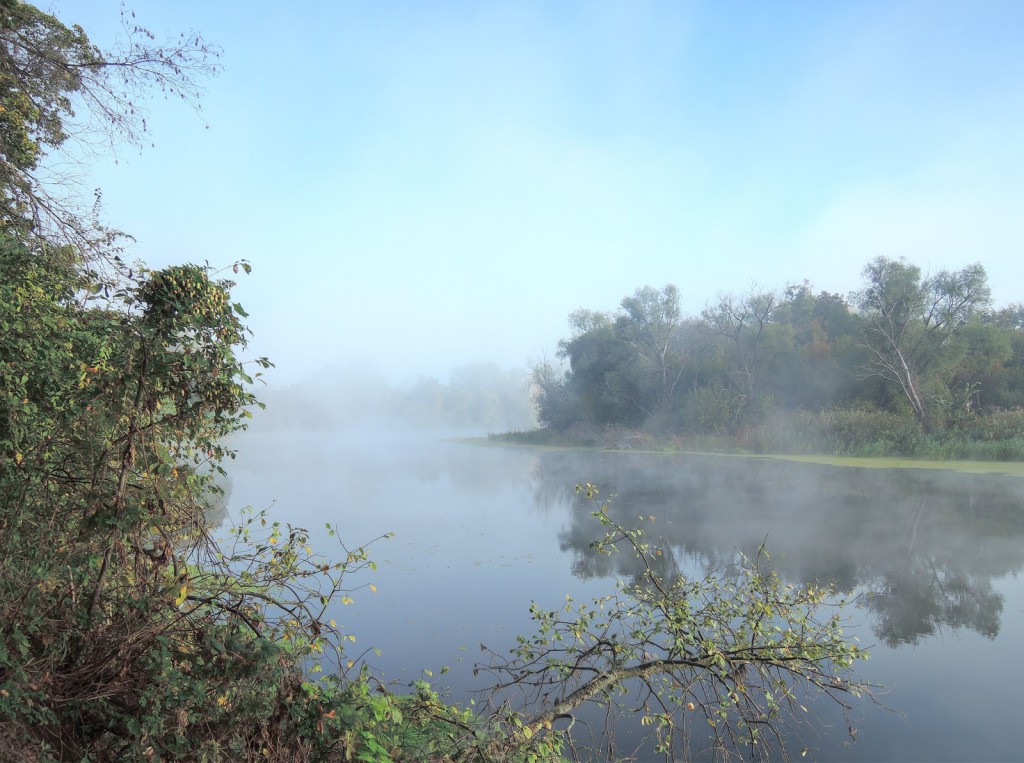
[945,318,1014,413]
[853,257,991,428]
[695,288,781,429]
[555,286,688,428]
[558,306,645,425]
[446,363,537,430]
[767,283,865,411]
[530,358,580,431]
[701,288,779,400]
[987,303,1024,332]
[617,284,687,405]
[978,305,1024,408]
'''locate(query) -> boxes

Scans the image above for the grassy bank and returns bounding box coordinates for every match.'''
[491,407,1024,467]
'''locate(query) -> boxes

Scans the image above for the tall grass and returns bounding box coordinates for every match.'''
[754,407,1024,460]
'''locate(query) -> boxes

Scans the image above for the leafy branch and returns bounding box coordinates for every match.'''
[474,483,877,761]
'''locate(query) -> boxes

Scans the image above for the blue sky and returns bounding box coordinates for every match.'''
[55,1,1024,383]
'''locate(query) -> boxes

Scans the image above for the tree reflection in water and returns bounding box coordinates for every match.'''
[540,452,1023,646]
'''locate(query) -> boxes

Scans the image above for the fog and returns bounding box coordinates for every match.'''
[251,361,537,436]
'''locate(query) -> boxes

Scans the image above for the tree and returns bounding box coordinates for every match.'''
[556,286,688,428]
[473,485,874,762]
[558,306,644,426]
[0,0,220,252]
[617,284,687,406]
[944,318,1013,413]
[696,288,781,430]
[0,231,373,757]
[854,257,991,428]
[970,305,1024,410]
[766,283,865,411]
[530,357,580,431]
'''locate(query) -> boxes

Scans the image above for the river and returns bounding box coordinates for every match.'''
[225,427,1024,761]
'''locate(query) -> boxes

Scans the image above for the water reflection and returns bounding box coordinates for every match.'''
[228,433,1024,760]
[539,452,1024,646]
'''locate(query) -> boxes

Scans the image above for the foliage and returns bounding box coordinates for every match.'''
[0,229,369,758]
[728,407,1024,461]
[701,288,780,404]
[530,360,579,432]
[0,0,220,251]
[530,262,1024,459]
[556,286,691,428]
[853,257,992,429]
[476,485,873,762]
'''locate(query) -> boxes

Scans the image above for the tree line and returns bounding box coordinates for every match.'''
[533,262,1024,452]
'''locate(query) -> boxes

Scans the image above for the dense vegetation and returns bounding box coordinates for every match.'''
[530,271,1024,458]
[1,3,877,761]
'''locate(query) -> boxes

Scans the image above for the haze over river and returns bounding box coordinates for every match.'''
[226,426,1024,761]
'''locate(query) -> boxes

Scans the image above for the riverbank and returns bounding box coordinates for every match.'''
[482,434,1024,476]
[488,408,1024,472]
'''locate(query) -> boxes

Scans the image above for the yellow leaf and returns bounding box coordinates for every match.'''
[369,584,377,593]
[174,585,188,606]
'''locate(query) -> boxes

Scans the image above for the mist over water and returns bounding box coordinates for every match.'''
[225,416,1024,761]
[252,362,537,436]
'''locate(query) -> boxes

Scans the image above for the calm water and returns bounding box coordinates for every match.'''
[226,428,1024,761]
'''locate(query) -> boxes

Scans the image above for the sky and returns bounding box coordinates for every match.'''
[52,1,1024,384]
